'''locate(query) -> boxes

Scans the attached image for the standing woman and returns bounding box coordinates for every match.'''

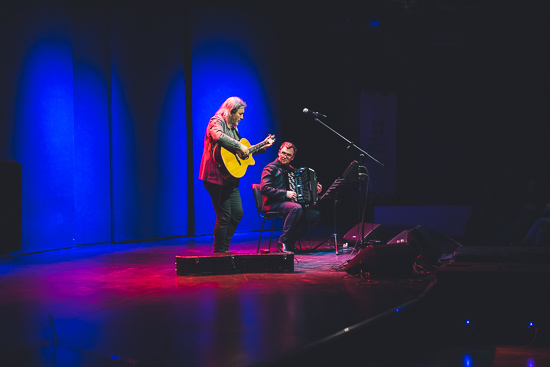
[199,97,274,253]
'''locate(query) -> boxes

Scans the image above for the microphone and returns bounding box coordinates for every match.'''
[303,108,327,119]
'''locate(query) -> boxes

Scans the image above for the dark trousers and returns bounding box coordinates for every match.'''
[271,201,321,248]
[204,181,243,252]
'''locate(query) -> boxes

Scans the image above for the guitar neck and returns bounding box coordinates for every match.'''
[248,141,268,155]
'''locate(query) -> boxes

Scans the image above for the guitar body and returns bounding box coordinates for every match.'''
[214,134,275,179]
[219,138,255,178]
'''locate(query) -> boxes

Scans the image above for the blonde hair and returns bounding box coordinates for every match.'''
[215,97,247,122]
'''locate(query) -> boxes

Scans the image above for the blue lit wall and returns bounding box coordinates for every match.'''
[2,3,191,252]
[108,3,189,242]
[13,10,78,252]
[1,3,279,253]
[7,6,112,252]
[191,6,279,236]
[72,11,111,245]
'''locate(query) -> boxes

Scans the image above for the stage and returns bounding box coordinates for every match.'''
[1,228,550,366]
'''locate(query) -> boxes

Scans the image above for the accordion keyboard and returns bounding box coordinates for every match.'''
[288,167,318,206]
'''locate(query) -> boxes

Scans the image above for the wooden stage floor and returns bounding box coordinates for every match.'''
[1,229,549,366]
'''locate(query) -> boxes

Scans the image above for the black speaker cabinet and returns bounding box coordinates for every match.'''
[343,223,382,246]
[388,225,443,266]
[176,252,294,276]
[343,223,412,246]
[0,161,22,254]
[344,243,418,277]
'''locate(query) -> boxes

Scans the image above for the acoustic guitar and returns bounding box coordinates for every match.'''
[215,134,275,179]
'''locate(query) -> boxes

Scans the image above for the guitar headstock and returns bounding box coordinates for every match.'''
[264,134,276,146]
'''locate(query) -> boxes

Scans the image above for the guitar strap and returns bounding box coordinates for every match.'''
[234,126,242,140]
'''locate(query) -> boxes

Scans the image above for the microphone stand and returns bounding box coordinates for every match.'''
[313,117,384,167]
[311,116,384,253]
[313,177,347,254]
[356,154,369,249]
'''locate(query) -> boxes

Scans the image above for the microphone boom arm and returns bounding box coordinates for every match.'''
[313,117,384,166]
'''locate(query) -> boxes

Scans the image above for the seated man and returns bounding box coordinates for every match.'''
[521,202,550,247]
[260,142,322,253]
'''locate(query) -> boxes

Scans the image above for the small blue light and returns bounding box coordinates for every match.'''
[111,355,119,360]
[371,20,379,27]
[465,320,470,325]
[463,354,472,367]
[528,321,534,328]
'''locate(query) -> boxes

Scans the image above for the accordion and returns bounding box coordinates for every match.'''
[288,167,318,206]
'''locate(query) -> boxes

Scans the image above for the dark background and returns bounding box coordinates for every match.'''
[272,0,550,240]
[274,0,550,201]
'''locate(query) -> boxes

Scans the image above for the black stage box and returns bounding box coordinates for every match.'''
[176,253,294,276]
[1,161,22,254]
[176,255,236,276]
[233,254,294,274]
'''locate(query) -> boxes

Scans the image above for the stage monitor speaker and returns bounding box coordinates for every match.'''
[343,223,412,246]
[406,225,442,265]
[343,223,381,246]
[344,243,418,277]
[387,230,409,245]
[1,161,22,254]
[385,225,444,266]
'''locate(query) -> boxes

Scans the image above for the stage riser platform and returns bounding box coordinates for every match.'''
[442,246,550,288]
[437,261,550,285]
[453,246,550,263]
[175,253,294,276]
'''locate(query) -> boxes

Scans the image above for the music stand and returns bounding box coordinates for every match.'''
[312,160,365,254]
